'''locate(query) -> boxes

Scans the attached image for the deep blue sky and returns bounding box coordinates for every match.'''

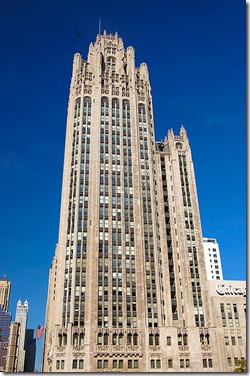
[0,0,246,371]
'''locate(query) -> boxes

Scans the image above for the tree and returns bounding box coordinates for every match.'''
[234,359,246,373]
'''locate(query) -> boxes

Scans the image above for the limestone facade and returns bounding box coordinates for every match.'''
[42,32,246,372]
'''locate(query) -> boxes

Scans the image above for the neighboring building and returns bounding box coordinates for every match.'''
[5,322,20,372]
[15,300,28,372]
[0,306,12,370]
[24,329,36,372]
[203,237,223,280]
[42,32,246,372]
[0,275,11,312]
[207,280,246,371]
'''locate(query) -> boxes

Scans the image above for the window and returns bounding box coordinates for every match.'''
[224,336,229,345]
[167,336,171,345]
[238,336,243,345]
[208,359,213,368]
[128,360,132,369]
[227,358,232,367]
[156,359,161,369]
[118,360,123,369]
[133,333,138,345]
[97,360,102,369]
[149,334,154,345]
[168,359,173,368]
[134,360,138,369]
[150,359,155,369]
[155,334,160,345]
[113,360,117,369]
[183,334,188,345]
[98,333,102,345]
[112,333,117,345]
[104,333,109,345]
[104,359,108,369]
[61,360,64,370]
[186,359,190,368]
[180,359,184,368]
[56,360,60,370]
[231,336,236,345]
[203,359,207,368]
[79,359,84,369]
[72,359,77,369]
[73,333,78,345]
[118,333,124,345]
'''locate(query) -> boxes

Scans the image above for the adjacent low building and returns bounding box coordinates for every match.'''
[207,280,246,371]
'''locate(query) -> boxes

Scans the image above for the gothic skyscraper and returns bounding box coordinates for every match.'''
[43,32,246,372]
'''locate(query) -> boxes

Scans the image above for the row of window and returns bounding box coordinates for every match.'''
[224,335,243,346]
[227,357,245,367]
[56,358,84,370]
[220,303,241,327]
[97,332,138,346]
[56,356,245,370]
[97,358,138,370]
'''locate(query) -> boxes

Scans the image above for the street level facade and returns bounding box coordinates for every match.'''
[42,32,246,372]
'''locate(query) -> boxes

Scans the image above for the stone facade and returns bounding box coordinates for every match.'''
[42,32,246,372]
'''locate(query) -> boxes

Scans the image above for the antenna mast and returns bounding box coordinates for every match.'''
[99,19,101,35]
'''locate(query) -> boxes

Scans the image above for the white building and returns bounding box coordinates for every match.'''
[15,300,28,372]
[203,238,223,280]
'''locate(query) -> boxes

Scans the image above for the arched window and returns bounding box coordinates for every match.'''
[149,334,154,346]
[73,332,78,346]
[58,334,62,347]
[112,333,117,345]
[118,333,124,346]
[205,333,210,345]
[138,103,146,125]
[133,333,138,346]
[200,333,205,344]
[101,97,109,116]
[97,333,102,345]
[127,333,132,345]
[183,333,188,346]
[80,332,84,346]
[104,333,109,345]
[155,334,160,346]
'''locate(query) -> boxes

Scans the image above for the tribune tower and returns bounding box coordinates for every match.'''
[43,32,223,372]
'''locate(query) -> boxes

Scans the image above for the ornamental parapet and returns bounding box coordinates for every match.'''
[201,345,212,352]
[94,345,142,357]
[149,346,161,352]
[178,345,189,352]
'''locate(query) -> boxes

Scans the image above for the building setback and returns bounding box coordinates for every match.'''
[42,32,246,372]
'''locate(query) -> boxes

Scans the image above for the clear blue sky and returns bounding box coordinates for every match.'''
[0,0,246,371]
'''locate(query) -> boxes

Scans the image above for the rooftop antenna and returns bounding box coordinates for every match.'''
[99,19,101,35]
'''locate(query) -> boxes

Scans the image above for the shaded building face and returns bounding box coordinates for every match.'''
[0,307,11,370]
